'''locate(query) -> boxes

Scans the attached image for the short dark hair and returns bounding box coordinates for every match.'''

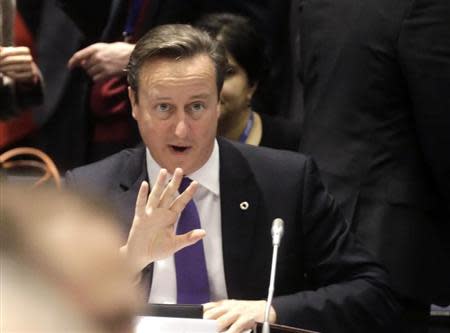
[195,13,267,86]
[126,24,227,100]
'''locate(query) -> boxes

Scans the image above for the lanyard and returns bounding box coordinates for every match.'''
[123,0,144,38]
[238,111,254,143]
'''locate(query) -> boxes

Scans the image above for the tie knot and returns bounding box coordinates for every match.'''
[179,177,192,193]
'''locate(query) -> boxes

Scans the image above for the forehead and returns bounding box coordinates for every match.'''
[138,54,217,94]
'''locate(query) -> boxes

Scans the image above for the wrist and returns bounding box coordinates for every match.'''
[120,245,143,285]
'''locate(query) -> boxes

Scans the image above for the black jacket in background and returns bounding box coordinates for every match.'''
[299,0,450,305]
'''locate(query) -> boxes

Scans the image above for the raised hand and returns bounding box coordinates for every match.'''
[121,168,206,275]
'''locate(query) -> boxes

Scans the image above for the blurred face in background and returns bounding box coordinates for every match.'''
[219,52,257,121]
[44,215,140,333]
[2,187,141,333]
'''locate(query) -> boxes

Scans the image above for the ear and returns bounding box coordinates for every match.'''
[128,87,138,119]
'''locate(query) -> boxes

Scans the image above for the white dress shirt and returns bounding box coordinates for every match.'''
[147,140,228,303]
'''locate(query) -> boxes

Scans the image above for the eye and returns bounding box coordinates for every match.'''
[190,102,205,113]
[156,103,171,113]
[225,65,236,77]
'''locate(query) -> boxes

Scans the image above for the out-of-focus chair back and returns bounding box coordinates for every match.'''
[0,147,61,188]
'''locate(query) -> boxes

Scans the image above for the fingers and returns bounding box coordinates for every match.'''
[134,181,150,217]
[84,63,104,80]
[203,300,264,333]
[142,167,197,215]
[204,301,228,320]
[215,310,240,332]
[175,229,206,252]
[91,70,111,82]
[147,169,168,208]
[0,55,33,68]
[68,44,100,69]
[159,168,183,208]
[203,301,218,312]
[0,64,33,76]
[0,50,33,79]
[170,180,197,214]
[226,316,255,333]
[0,47,35,83]
[4,71,34,82]
[0,61,33,73]
[83,62,114,81]
[0,46,31,60]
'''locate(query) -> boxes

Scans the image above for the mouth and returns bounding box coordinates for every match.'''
[169,145,191,153]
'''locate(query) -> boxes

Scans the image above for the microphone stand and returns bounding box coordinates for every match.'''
[262,218,284,333]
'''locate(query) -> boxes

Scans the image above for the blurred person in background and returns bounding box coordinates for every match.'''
[196,13,300,151]
[0,0,43,149]
[1,185,140,333]
[297,0,450,331]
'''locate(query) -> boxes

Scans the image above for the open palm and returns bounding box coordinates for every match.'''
[122,168,205,274]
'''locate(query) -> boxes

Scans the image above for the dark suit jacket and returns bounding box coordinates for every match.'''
[298,0,450,304]
[66,138,401,332]
[259,113,301,151]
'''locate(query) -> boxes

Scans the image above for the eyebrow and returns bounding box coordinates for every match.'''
[153,96,172,101]
[151,93,213,102]
[190,94,211,100]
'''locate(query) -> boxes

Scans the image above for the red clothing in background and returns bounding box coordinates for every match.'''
[0,12,39,148]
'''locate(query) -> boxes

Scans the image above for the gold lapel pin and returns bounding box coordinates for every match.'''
[240,201,249,210]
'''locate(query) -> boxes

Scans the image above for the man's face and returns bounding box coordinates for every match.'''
[129,54,220,175]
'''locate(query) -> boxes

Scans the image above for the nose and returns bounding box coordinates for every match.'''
[174,114,189,139]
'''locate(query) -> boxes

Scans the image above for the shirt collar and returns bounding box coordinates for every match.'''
[146,139,220,196]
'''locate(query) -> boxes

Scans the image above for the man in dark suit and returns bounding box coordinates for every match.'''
[297,0,450,330]
[66,24,402,333]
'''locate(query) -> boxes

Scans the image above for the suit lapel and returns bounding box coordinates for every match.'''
[218,139,262,298]
[113,146,148,234]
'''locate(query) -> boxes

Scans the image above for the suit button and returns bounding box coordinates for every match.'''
[240,201,249,210]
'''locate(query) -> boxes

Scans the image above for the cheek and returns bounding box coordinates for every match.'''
[196,112,218,136]
[135,114,165,142]
[220,79,236,100]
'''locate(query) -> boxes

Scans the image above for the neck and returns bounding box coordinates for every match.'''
[218,108,253,141]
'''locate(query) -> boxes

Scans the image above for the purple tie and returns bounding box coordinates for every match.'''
[174,177,210,304]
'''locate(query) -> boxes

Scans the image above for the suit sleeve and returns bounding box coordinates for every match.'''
[272,158,402,333]
[398,0,450,211]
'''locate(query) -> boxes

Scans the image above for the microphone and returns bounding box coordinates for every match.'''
[262,218,284,333]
